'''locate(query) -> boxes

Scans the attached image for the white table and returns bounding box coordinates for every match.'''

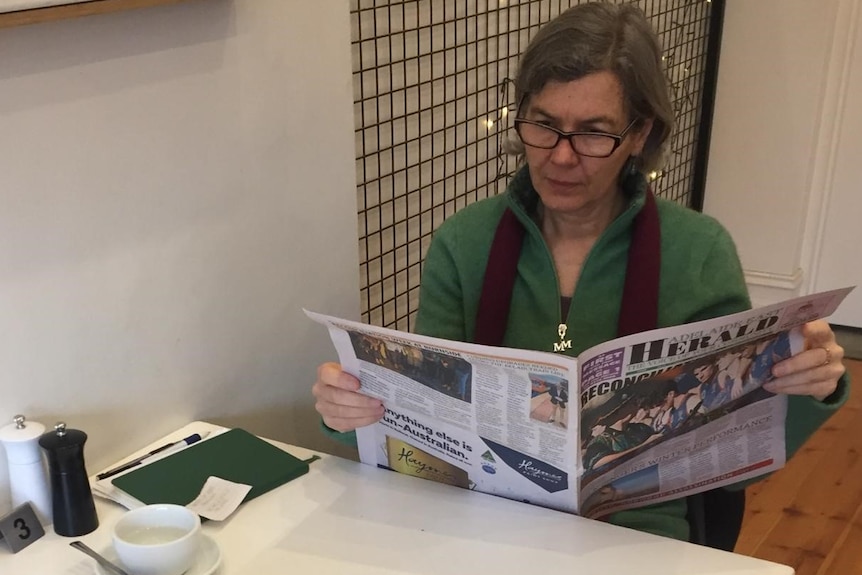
[1,422,794,574]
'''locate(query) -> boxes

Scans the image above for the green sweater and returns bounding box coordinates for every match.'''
[324,167,849,542]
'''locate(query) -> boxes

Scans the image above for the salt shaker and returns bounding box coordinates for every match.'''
[0,415,53,524]
[39,422,99,536]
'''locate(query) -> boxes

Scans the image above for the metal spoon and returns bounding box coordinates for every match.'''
[69,541,130,575]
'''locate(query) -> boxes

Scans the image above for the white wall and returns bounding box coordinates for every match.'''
[705,0,862,314]
[704,0,837,305]
[810,1,862,327]
[0,0,360,516]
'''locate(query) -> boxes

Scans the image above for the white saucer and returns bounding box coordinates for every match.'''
[96,534,222,575]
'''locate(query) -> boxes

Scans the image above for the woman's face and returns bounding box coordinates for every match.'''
[520,71,653,216]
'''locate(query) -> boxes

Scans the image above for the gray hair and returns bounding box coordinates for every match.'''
[512,2,673,173]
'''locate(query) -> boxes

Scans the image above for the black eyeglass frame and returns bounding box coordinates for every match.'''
[513,118,639,158]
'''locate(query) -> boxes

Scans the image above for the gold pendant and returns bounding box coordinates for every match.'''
[554,323,572,353]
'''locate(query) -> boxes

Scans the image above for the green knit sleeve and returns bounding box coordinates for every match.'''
[685,222,751,322]
[414,219,469,341]
[785,369,850,457]
[319,419,358,447]
[656,201,752,328]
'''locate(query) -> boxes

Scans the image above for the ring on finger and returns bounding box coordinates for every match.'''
[820,346,832,367]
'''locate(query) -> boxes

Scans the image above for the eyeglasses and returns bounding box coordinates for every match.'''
[513,118,638,158]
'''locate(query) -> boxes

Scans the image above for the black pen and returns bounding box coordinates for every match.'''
[96,432,209,480]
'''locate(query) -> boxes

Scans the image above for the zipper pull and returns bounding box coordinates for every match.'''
[554,323,572,353]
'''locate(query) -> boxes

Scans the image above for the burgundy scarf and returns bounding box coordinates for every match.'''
[474,190,661,346]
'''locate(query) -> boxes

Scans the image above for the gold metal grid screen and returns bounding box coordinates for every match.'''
[352,0,718,329]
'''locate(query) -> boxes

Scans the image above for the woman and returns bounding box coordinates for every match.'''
[313,2,848,548]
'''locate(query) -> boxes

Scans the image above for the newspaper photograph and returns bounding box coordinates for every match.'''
[306,286,852,518]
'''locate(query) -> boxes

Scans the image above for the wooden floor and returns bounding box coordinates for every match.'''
[735,359,862,574]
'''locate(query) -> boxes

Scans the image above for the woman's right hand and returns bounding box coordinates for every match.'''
[313,362,385,432]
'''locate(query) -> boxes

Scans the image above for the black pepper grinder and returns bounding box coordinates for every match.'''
[38,422,99,537]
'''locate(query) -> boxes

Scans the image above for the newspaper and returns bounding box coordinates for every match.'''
[306,286,852,518]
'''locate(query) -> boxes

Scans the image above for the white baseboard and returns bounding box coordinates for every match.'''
[744,268,804,308]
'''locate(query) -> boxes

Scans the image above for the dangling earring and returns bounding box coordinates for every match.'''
[619,155,640,188]
[624,155,640,178]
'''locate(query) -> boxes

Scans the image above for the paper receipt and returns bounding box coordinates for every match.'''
[186,476,253,521]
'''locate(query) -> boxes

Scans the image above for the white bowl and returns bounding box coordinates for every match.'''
[112,504,201,575]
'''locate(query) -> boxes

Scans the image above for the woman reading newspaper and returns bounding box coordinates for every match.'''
[312,1,849,551]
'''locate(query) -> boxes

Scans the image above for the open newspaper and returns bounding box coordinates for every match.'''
[306,287,852,518]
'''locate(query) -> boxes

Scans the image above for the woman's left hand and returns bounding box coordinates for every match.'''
[765,320,845,401]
